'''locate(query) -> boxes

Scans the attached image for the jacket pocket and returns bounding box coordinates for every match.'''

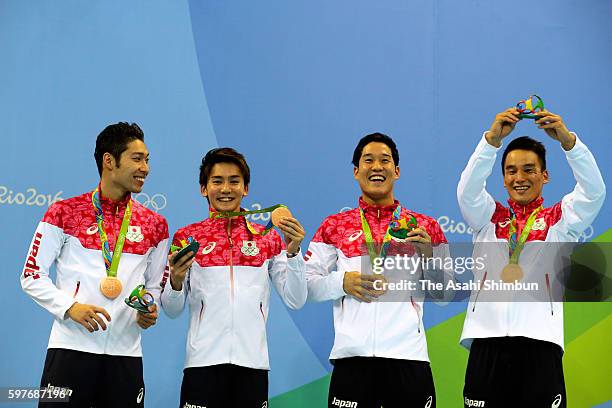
[471,271,488,313]
[259,301,266,323]
[410,296,422,334]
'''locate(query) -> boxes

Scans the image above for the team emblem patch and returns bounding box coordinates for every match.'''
[126,225,144,243]
[532,217,547,231]
[241,240,260,256]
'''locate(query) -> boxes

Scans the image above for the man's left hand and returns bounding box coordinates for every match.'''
[136,303,158,330]
[406,227,433,258]
[277,217,305,254]
[535,111,576,150]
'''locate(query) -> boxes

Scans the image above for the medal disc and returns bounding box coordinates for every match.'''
[271,207,292,226]
[501,263,523,283]
[100,276,123,299]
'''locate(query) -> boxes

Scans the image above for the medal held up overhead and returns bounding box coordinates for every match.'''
[516,94,545,119]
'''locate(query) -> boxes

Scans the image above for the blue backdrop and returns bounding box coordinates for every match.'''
[1,1,610,407]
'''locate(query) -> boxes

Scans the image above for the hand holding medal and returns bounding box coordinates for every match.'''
[125,284,155,313]
[169,237,199,291]
[124,284,158,329]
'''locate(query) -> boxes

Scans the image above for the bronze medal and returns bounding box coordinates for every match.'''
[271,206,292,227]
[501,263,523,283]
[100,276,123,299]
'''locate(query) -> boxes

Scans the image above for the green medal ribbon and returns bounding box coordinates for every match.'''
[507,205,542,265]
[91,187,133,277]
[359,205,403,268]
[210,204,287,236]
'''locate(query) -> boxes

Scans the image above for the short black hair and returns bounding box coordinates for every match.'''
[94,122,145,176]
[199,147,251,187]
[501,136,547,174]
[352,132,399,167]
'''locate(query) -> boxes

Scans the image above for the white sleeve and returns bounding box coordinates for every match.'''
[553,135,606,238]
[304,241,345,302]
[20,221,76,320]
[269,251,308,310]
[160,263,188,319]
[145,236,169,305]
[457,133,500,233]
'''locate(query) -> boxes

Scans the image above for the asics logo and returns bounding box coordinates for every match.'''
[498,219,511,228]
[202,242,216,255]
[136,388,144,403]
[425,395,433,408]
[348,231,363,242]
[551,394,562,408]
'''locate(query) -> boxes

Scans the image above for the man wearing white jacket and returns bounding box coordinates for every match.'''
[21,123,169,407]
[161,147,307,408]
[305,133,452,408]
[457,108,605,408]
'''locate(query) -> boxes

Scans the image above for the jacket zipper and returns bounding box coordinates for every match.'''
[373,208,384,355]
[228,218,235,300]
[227,218,235,362]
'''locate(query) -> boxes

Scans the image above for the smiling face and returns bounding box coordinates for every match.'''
[104,139,150,197]
[503,149,549,205]
[202,162,249,213]
[353,142,400,206]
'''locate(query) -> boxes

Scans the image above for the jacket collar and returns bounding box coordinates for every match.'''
[507,196,544,218]
[208,206,247,225]
[358,197,400,216]
[97,185,131,211]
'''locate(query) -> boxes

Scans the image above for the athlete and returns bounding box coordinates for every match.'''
[304,133,452,408]
[457,108,605,407]
[21,123,169,407]
[161,147,308,408]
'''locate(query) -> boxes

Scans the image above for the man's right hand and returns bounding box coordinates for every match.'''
[168,250,195,291]
[66,303,111,333]
[343,271,387,303]
[486,108,521,147]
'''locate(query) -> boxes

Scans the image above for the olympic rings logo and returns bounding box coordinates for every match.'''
[133,192,167,211]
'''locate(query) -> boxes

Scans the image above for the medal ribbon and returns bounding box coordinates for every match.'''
[359,205,402,268]
[507,205,542,265]
[210,204,286,236]
[91,187,133,278]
